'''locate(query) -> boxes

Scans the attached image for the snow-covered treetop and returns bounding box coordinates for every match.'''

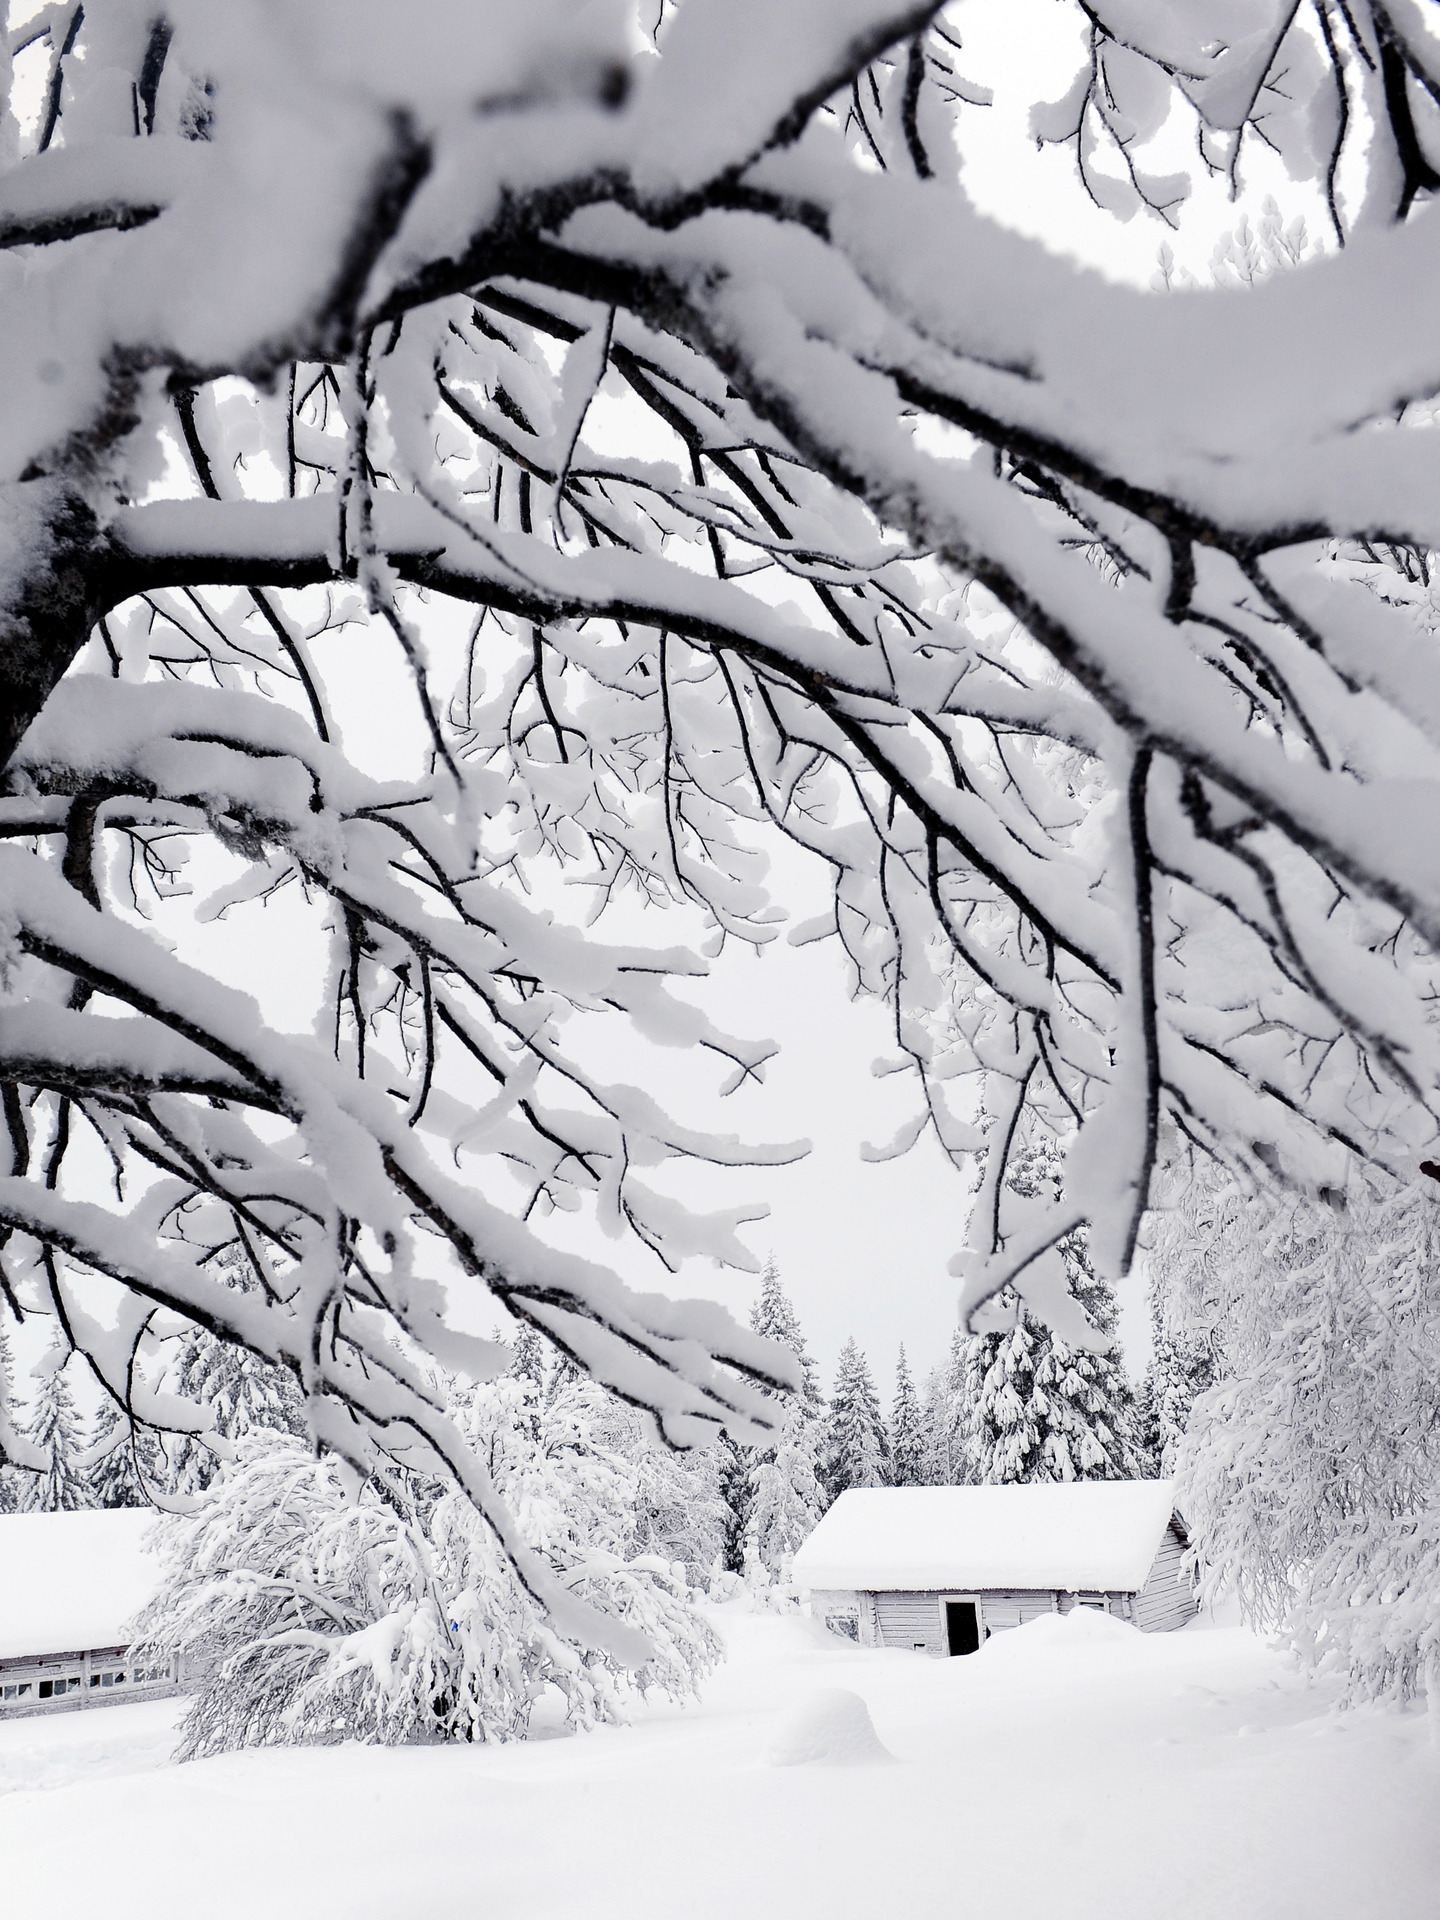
[5,1,1440,1648]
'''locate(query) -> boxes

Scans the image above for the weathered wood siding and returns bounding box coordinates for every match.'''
[974,1591,1061,1634]
[872,1587,1062,1652]
[1130,1522,1197,1632]
[873,1590,947,1652]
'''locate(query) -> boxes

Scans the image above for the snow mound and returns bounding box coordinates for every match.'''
[983,1610,1142,1659]
[767,1689,895,1767]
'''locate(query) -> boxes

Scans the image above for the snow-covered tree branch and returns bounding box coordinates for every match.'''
[7,0,1440,1645]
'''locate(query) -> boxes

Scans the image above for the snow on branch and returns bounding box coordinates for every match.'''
[6,0,1440,1642]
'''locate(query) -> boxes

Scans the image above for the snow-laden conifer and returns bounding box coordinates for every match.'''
[164,1325,310,1494]
[18,1349,96,1512]
[963,1309,1045,1484]
[632,1430,729,1586]
[918,1329,976,1486]
[508,1325,548,1389]
[965,1140,1140,1484]
[88,1398,166,1509]
[743,1400,826,1583]
[164,1253,310,1494]
[748,1258,822,1411]
[1139,1319,1217,1479]
[819,1339,890,1502]
[888,1345,925,1487]
[0,1321,19,1513]
[740,1261,825,1579]
[716,1436,752,1578]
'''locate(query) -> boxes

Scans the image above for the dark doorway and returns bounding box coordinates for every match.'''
[945,1601,980,1656]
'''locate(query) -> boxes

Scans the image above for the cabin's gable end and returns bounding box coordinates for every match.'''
[1130,1517,1198,1633]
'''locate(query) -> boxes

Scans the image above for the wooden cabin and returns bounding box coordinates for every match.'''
[0,1509,184,1719]
[792,1480,1196,1654]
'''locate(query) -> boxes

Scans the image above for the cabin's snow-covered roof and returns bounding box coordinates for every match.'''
[792,1482,1182,1594]
[0,1510,162,1660]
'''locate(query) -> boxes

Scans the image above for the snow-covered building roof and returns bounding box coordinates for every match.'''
[792,1482,1183,1594]
[0,1510,162,1660]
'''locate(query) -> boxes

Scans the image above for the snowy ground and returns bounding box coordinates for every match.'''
[2,1605,1435,1920]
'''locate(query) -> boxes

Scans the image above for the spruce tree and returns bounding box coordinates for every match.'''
[509,1324,548,1388]
[20,1351,96,1511]
[918,1362,950,1486]
[0,1319,19,1513]
[967,1137,1141,1484]
[919,1328,978,1485]
[163,1246,309,1494]
[740,1258,824,1579]
[749,1255,822,1409]
[888,1344,925,1486]
[716,1434,751,1576]
[1140,1315,1220,1478]
[743,1401,825,1580]
[89,1399,165,1508]
[819,1338,890,1502]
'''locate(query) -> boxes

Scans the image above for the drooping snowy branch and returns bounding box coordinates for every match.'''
[5,1,1440,1637]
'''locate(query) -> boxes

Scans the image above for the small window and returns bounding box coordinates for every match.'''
[114,1672,126,1685]
[38,1680,53,1700]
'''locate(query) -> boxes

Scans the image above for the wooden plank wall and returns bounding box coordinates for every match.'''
[872,1588,1061,1651]
[874,1591,946,1651]
[1131,1523,1198,1632]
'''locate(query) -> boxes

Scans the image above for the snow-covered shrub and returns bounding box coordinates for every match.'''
[134,1377,722,1757]
[1177,1178,1440,1708]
